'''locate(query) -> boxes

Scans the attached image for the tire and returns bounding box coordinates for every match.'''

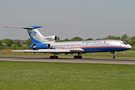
[112,56,115,59]
[50,56,58,59]
[74,56,82,59]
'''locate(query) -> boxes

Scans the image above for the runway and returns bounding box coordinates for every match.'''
[0,56,135,65]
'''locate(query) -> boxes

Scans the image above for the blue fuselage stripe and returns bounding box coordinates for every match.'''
[82,47,129,52]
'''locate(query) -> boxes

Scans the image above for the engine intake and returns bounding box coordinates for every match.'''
[44,35,57,41]
[30,43,51,50]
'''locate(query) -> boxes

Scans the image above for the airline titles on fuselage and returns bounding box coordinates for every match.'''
[53,41,109,48]
[82,41,109,45]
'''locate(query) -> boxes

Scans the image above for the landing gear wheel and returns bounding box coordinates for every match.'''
[112,56,115,59]
[111,52,115,59]
[74,53,82,59]
[50,56,58,59]
[55,56,58,59]
[74,56,82,59]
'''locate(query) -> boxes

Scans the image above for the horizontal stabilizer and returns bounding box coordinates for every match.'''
[4,26,42,29]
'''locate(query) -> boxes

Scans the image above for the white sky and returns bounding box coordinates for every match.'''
[0,0,135,40]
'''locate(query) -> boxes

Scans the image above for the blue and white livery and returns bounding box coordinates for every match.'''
[5,26,132,59]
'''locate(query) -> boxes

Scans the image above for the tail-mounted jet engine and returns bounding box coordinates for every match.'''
[44,35,57,42]
[30,43,51,50]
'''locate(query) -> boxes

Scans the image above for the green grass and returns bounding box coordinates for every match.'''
[0,61,135,90]
[1,50,135,59]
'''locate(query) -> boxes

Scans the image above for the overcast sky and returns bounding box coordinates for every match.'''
[0,0,135,40]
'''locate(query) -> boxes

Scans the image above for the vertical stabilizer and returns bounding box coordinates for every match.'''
[5,26,46,43]
[26,28,45,43]
[4,26,57,44]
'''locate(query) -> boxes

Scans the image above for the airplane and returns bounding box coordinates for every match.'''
[4,26,132,59]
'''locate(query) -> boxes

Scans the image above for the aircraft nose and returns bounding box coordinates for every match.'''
[127,44,132,49]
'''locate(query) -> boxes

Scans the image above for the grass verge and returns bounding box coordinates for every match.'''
[0,61,135,90]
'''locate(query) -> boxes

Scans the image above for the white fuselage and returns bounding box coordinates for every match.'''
[49,40,132,53]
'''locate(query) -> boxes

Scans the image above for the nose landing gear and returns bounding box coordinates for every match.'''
[112,55,115,59]
[112,52,115,59]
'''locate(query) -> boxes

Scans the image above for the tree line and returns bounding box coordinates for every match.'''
[0,34,135,50]
[57,34,135,46]
[0,39,31,50]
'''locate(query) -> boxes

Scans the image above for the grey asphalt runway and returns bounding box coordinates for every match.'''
[0,56,135,65]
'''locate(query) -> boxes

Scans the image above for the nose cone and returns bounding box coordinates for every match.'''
[127,44,132,49]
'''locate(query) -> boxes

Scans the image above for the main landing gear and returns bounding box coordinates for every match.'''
[74,53,82,59]
[50,53,58,59]
[50,56,58,59]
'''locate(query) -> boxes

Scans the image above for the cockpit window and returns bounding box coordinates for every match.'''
[123,41,127,45]
[121,41,127,45]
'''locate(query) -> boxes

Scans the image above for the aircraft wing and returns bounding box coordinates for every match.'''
[12,48,84,53]
[67,48,84,52]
